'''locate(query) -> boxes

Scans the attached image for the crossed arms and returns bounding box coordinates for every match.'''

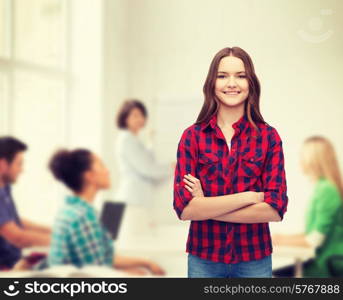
[180,174,281,223]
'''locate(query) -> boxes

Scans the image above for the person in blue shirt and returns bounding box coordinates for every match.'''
[48,148,165,275]
[0,136,51,270]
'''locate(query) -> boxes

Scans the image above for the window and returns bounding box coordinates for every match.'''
[14,0,66,67]
[0,0,104,224]
[0,0,70,222]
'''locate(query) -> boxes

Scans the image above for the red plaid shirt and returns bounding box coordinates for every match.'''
[173,114,288,263]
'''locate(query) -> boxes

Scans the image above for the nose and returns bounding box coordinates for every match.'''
[226,76,237,88]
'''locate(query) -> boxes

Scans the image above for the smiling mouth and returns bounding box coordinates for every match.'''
[223,91,241,95]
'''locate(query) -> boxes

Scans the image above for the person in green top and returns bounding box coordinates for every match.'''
[273,136,343,277]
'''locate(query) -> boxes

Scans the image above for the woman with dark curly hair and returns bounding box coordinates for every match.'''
[48,148,165,276]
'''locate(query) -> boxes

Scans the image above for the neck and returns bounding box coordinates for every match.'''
[128,128,139,135]
[75,185,97,204]
[307,174,320,184]
[0,177,6,188]
[217,103,245,128]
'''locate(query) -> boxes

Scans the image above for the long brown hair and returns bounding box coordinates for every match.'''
[196,47,264,128]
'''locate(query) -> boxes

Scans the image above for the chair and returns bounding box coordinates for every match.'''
[327,255,343,277]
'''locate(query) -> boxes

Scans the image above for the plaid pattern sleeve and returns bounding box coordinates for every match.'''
[261,127,288,220]
[173,114,288,264]
[173,127,198,219]
[48,196,114,268]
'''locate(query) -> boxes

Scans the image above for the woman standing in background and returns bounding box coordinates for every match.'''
[115,100,174,244]
[273,136,343,277]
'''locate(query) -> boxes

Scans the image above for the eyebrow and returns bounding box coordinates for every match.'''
[217,71,246,74]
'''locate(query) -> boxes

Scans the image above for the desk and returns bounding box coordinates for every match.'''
[9,227,315,278]
[116,224,188,277]
[273,246,315,277]
[117,226,316,278]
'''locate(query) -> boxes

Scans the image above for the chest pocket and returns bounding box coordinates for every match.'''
[197,152,219,181]
[241,152,264,177]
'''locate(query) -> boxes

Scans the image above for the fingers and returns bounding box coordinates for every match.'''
[185,185,193,193]
[183,174,201,196]
[183,177,194,187]
[184,174,199,183]
[150,264,166,275]
[183,174,200,187]
[184,174,200,191]
[124,267,148,276]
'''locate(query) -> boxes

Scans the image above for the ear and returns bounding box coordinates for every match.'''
[82,169,93,184]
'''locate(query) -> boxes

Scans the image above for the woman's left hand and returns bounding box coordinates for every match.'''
[183,174,204,197]
[122,266,149,276]
[146,261,166,276]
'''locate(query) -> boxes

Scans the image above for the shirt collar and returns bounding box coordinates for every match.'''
[65,194,94,210]
[201,113,250,134]
[0,184,10,195]
[0,185,6,193]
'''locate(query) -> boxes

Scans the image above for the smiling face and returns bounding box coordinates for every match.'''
[215,56,249,109]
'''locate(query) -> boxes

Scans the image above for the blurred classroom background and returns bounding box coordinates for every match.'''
[0,0,342,276]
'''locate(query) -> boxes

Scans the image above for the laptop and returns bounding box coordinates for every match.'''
[100,201,126,240]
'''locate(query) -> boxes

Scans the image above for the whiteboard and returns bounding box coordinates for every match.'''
[152,94,204,224]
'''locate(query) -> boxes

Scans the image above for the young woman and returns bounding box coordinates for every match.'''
[273,136,343,277]
[48,148,165,276]
[115,100,174,243]
[173,47,288,278]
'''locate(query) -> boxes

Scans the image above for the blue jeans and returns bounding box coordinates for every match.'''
[188,253,272,278]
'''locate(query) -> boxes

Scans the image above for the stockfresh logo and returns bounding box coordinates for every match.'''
[3,281,20,297]
[297,8,334,43]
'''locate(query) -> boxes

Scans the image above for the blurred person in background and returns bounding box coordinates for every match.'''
[0,136,51,271]
[48,148,165,276]
[273,136,343,277]
[115,100,174,243]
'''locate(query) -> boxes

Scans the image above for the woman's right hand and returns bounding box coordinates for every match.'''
[183,174,204,197]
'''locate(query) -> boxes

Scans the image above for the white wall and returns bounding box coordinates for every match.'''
[119,0,343,231]
[101,0,129,202]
